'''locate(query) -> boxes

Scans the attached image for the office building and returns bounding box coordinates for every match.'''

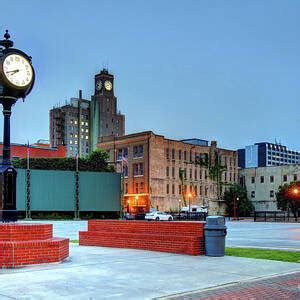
[238,142,300,168]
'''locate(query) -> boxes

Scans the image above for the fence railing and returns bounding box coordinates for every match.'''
[169,212,207,221]
[253,211,298,222]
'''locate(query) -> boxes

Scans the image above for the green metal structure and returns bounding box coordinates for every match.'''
[16,169,121,213]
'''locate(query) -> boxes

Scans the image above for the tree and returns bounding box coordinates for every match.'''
[13,149,114,172]
[195,151,227,199]
[179,168,187,206]
[223,184,254,217]
[276,182,300,218]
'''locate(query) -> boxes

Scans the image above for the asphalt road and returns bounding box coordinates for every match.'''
[226,221,300,251]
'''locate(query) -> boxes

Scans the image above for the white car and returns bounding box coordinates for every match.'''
[145,211,173,221]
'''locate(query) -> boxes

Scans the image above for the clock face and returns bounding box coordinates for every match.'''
[104,80,112,91]
[96,80,102,91]
[2,54,33,88]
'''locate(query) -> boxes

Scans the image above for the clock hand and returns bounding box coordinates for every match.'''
[6,69,19,75]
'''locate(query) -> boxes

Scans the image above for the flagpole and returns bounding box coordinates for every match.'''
[25,140,31,220]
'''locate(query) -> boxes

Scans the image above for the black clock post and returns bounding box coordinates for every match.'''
[0,31,35,222]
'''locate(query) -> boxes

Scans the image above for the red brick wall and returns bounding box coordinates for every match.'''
[0,224,69,268]
[80,220,205,255]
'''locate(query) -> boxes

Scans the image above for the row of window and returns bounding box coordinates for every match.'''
[251,174,298,184]
[123,163,144,177]
[166,183,209,196]
[124,182,144,194]
[117,145,144,160]
[166,167,235,182]
[165,148,235,166]
[70,120,89,126]
[251,190,274,198]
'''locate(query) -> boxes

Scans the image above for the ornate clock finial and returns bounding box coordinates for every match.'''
[0,30,14,49]
[4,30,10,40]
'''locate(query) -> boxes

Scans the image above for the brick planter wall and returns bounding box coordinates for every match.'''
[80,220,205,255]
[0,224,69,268]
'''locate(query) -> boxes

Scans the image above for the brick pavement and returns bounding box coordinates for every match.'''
[165,272,300,300]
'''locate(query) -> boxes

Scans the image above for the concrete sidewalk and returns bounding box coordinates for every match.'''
[0,244,299,299]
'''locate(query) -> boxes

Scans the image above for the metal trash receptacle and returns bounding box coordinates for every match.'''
[204,216,227,257]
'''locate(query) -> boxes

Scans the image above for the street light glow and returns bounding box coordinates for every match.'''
[293,188,299,195]
[188,193,192,198]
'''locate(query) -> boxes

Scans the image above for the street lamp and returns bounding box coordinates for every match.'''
[188,192,192,215]
[233,196,239,221]
[0,31,35,222]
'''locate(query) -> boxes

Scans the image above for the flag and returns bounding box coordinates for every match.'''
[122,155,128,164]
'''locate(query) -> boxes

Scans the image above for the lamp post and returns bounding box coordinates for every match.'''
[292,188,299,221]
[233,196,239,221]
[188,192,192,218]
[0,31,35,222]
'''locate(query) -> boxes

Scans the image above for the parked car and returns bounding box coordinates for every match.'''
[181,205,208,214]
[145,211,173,221]
[124,213,135,220]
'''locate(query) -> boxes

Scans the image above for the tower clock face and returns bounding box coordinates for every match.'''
[96,80,102,91]
[104,80,112,91]
[2,54,33,88]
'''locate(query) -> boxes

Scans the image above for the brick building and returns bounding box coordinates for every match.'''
[98,131,238,215]
[0,141,66,160]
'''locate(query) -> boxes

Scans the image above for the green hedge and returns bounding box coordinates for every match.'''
[13,149,114,172]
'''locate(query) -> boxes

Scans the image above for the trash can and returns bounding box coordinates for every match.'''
[204,216,227,257]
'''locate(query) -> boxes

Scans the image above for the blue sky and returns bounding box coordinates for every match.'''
[1,0,300,150]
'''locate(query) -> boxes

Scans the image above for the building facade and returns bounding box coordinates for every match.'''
[90,69,125,151]
[238,142,300,168]
[50,95,90,158]
[98,131,238,215]
[239,164,300,212]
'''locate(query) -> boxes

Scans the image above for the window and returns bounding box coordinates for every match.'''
[166,167,169,177]
[294,174,298,181]
[172,167,175,178]
[194,186,198,195]
[179,185,182,194]
[179,150,182,160]
[200,170,202,180]
[283,175,287,182]
[204,170,207,180]
[190,150,192,161]
[172,148,175,160]
[184,150,187,160]
[251,191,255,198]
[166,148,169,159]
[172,184,175,195]
[134,164,139,176]
[125,183,128,194]
[270,176,274,183]
[123,165,128,177]
[134,146,138,158]
[166,184,169,194]
[200,186,202,195]
[135,183,138,193]
[190,169,192,179]
[190,185,192,193]
[140,182,144,192]
[260,176,264,183]
[139,163,144,175]
[251,177,255,184]
[139,145,143,157]
[184,168,187,180]
[270,190,274,198]
[195,169,197,180]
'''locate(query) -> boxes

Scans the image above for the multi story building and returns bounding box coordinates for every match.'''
[98,131,238,215]
[239,164,300,212]
[238,142,300,168]
[90,69,125,151]
[49,93,90,158]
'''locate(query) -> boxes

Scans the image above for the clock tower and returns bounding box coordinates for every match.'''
[90,69,125,151]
